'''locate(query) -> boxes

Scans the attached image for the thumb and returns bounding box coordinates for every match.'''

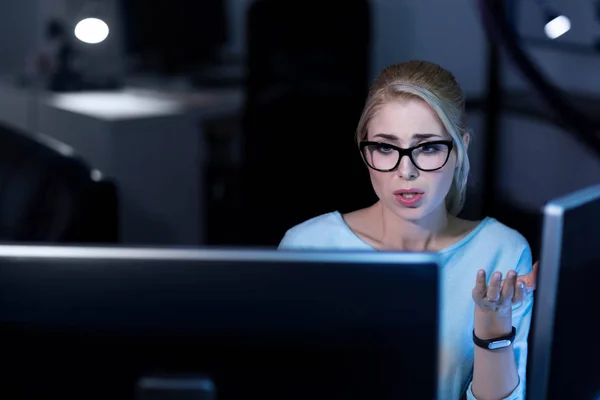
[517,261,539,292]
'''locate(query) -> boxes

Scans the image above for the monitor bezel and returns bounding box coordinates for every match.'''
[528,184,600,400]
[0,244,441,265]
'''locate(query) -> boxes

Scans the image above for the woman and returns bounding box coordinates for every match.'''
[278,61,534,400]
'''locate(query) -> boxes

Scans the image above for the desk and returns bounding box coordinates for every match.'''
[0,84,243,245]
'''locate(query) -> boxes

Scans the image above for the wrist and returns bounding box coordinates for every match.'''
[474,307,512,339]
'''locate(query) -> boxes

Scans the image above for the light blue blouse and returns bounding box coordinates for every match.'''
[278,211,533,400]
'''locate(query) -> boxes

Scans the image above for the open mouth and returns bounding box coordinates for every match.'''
[399,193,419,199]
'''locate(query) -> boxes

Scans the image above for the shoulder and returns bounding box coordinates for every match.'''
[278,212,355,249]
[480,217,530,249]
[471,217,533,275]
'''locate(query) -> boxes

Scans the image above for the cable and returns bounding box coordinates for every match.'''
[476,0,600,157]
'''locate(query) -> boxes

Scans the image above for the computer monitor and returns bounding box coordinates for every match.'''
[529,183,600,400]
[0,246,440,400]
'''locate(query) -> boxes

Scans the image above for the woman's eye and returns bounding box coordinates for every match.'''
[376,145,394,154]
[422,145,440,153]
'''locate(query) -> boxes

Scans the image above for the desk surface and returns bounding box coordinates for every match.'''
[0,82,244,245]
[46,88,243,121]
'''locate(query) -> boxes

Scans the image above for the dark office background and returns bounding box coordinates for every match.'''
[0,0,598,256]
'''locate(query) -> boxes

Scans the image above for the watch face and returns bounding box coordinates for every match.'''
[489,339,512,350]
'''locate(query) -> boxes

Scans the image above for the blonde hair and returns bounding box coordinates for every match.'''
[356,60,471,216]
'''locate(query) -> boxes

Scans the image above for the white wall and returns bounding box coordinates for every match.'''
[500,116,600,210]
[399,0,488,96]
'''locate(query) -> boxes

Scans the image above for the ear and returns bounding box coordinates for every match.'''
[453,131,470,171]
[462,131,470,153]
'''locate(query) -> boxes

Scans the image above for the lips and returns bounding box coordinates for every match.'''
[393,189,424,197]
[393,189,425,207]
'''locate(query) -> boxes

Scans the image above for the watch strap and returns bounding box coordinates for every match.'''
[472,326,517,350]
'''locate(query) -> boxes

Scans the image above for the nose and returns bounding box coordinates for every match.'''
[396,154,419,180]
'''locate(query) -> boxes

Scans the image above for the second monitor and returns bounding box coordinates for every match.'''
[529,183,600,400]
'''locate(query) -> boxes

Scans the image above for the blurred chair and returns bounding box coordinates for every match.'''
[236,0,374,246]
[0,124,118,243]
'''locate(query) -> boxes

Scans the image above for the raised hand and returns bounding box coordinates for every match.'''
[472,270,526,338]
[473,270,527,316]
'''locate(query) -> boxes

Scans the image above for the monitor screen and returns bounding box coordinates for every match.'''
[529,184,600,400]
[0,246,440,400]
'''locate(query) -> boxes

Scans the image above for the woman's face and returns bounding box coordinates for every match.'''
[364,99,460,222]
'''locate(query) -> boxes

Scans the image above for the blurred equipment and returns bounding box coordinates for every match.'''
[533,0,571,39]
[0,124,118,243]
[0,247,440,400]
[73,0,110,44]
[237,0,374,246]
[529,183,600,399]
[136,374,216,400]
[477,0,600,156]
[543,14,570,40]
[39,18,83,91]
[474,0,600,254]
[74,17,109,44]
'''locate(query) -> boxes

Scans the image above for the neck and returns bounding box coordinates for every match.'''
[375,201,451,251]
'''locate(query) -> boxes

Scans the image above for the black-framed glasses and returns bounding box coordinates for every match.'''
[359,140,454,172]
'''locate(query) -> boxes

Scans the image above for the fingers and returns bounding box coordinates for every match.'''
[516,277,536,294]
[513,279,527,305]
[486,271,502,302]
[475,269,529,307]
[501,270,517,301]
[516,260,539,292]
[518,273,534,287]
[472,270,487,300]
[529,260,539,290]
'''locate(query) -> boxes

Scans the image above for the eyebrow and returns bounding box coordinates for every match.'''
[373,133,444,141]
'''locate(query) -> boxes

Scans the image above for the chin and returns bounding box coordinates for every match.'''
[388,197,442,222]
[391,203,430,221]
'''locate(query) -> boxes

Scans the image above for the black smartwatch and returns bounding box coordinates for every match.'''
[472,327,516,350]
